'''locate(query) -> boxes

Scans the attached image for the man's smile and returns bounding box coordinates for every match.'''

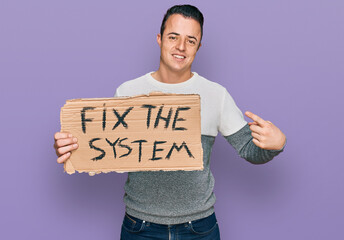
[172,54,186,60]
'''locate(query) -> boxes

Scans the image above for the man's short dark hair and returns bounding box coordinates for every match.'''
[160,4,204,41]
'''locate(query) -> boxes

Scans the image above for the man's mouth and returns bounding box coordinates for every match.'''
[172,54,186,59]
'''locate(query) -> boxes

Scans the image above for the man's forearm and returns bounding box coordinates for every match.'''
[225,124,285,164]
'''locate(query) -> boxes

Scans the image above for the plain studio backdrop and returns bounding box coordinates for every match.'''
[0,0,343,239]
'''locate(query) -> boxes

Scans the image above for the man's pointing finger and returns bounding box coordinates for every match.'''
[245,111,266,126]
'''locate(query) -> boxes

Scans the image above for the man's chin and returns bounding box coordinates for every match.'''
[160,61,191,74]
[169,64,191,73]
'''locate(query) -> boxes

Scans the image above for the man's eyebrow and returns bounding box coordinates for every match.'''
[167,32,180,36]
[167,32,198,42]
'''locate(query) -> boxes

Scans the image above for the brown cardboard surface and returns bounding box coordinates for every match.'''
[60,92,203,174]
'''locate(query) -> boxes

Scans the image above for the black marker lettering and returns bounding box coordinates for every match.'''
[105,137,120,159]
[141,104,156,129]
[154,105,173,129]
[118,138,132,158]
[172,107,190,131]
[166,141,194,159]
[102,104,106,131]
[112,107,133,130]
[132,139,147,162]
[81,107,95,134]
[150,140,166,161]
[89,138,105,161]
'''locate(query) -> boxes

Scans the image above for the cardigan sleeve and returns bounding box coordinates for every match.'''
[224,124,285,164]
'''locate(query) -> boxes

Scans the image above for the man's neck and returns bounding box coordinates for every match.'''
[151,67,193,84]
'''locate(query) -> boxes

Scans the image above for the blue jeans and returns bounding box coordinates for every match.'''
[120,212,220,240]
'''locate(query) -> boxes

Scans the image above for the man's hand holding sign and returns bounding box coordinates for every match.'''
[245,111,286,150]
[54,132,78,164]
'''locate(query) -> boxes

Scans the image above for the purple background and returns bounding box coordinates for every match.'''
[1,0,343,239]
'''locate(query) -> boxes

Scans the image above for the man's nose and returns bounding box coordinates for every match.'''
[176,38,186,51]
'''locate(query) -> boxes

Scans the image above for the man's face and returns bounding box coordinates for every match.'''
[157,14,202,74]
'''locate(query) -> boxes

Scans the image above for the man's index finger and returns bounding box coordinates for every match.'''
[245,111,266,126]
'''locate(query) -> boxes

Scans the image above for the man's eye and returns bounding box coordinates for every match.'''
[169,36,176,40]
[188,40,196,45]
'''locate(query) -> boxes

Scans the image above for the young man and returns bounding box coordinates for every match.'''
[54,5,286,239]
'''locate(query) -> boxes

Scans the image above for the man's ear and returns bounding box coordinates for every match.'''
[157,34,162,47]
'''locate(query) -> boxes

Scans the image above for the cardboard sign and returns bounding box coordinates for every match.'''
[60,92,203,174]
